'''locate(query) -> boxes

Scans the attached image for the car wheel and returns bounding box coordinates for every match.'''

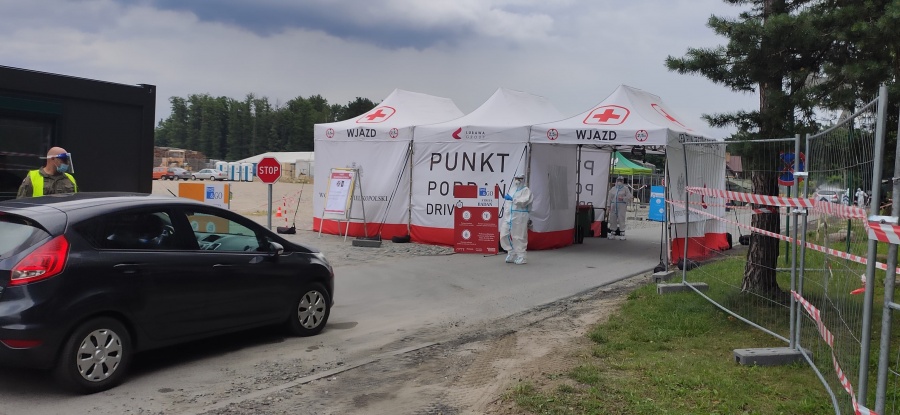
[209,176,216,181]
[191,175,197,180]
[53,317,131,394]
[286,283,330,337]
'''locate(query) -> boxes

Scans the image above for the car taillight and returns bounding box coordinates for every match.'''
[0,339,43,349]
[10,235,69,286]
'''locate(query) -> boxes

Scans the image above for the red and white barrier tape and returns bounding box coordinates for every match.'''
[684,187,868,220]
[682,186,900,244]
[685,186,815,208]
[791,291,876,415]
[667,200,900,275]
[867,221,900,244]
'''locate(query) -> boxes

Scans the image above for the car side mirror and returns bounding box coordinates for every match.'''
[268,241,284,256]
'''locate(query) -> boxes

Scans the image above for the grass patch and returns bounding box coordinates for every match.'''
[507,229,900,414]
[509,284,832,414]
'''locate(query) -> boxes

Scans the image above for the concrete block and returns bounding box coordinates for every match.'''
[733,347,807,366]
[656,282,709,295]
[351,239,382,248]
[653,270,675,283]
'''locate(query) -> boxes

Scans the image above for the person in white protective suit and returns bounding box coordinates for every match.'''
[499,174,533,264]
[856,188,867,208]
[606,176,632,240]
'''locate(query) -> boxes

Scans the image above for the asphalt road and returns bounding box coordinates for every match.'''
[0,224,664,415]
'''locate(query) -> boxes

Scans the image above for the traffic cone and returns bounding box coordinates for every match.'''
[276,206,283,218]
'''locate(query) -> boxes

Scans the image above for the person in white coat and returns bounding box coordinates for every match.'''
[606,176,632,240]
[500,174,533,264]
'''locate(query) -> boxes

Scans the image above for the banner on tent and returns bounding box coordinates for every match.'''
[411,142,526,241]
[313,141,411,237]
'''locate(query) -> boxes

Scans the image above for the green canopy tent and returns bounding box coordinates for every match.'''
[611,151,651,175]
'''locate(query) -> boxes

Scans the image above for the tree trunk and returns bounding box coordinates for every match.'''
[741,170,784,297]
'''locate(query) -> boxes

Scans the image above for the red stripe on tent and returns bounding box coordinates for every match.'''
[410,225,455,247]
[670,233,730,263]
[313,218,409,240]
[528,229,574,250]
[410,225,575,250]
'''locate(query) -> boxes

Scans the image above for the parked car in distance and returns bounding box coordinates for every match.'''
[161,167,191,181]
[151,166,167,180]
[192,168,228,181]
[815,187,846,204]
[0,193,334,393]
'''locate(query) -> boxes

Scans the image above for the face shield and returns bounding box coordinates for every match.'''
[46,152,74,174]
[513,176,525,187]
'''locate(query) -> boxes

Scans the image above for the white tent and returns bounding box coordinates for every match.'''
[530,85,728,261]
[411,87,566,246]
[313,89,464,238]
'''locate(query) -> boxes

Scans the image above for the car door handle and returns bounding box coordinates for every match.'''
[114,263,142,274]
[213,264,234,268]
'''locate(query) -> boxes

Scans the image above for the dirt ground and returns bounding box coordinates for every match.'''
[151,179,649,414]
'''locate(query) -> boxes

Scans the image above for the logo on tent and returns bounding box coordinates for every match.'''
[357,106,396,123]
[635,130,649,142]
[651,104,690,130]
[546,129,559,141]
[325,128,335,138]
[389,128,399,139]
[452,128,485,140]
[583,105,629,125]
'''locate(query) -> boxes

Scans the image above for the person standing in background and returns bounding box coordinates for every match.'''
[16,147,77,198]
[606,176,632,240]
[499,174,533,265]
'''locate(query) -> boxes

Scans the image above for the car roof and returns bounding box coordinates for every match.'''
[0,193,211,233]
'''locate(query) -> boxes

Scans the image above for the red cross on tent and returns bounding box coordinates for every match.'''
[583,105,629,125]
[356,106,396,123]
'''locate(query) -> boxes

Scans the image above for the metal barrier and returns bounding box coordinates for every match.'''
[671,85,892,415]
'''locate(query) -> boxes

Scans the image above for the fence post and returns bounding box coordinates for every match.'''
[875,86,900,414]
[860,83,889,404]
[789,134,801,349]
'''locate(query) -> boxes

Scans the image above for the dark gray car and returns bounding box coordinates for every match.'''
[0,193,334,393]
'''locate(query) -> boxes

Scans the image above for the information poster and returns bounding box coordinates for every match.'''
[324,169,355,219]
[453,184,499,254]
[649,185,666,222]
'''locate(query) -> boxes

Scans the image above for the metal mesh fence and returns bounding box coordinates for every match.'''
[670,89,886,415]
[675,138,799,343]
[800,96,879,414]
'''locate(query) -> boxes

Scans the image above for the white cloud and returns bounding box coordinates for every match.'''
[0,0,758,138]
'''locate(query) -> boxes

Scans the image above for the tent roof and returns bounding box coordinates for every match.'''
[529,85,715,146]
[611,151,651,175]
[234,151,314,164]
[314,89,464,141]
[414,87,565,142]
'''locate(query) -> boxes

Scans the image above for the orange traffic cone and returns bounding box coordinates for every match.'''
[276,206,283,218]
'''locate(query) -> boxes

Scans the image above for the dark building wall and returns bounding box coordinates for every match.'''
[0,66,155,199]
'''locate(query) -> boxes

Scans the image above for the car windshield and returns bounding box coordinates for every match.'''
[819,191,836,195]
[0,215,50,259]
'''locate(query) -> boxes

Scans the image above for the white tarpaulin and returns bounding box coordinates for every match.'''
[530,85,711,147]
[411,88,564,246]
[313,89,464,238]
[530,85,727,259]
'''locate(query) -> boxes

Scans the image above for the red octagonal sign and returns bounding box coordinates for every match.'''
[256,157,281,184]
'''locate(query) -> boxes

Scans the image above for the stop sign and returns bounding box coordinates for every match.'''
[256,157,281,184]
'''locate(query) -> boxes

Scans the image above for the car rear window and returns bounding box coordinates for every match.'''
[0,215,51,259]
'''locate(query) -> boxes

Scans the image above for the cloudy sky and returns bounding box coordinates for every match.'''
[2,0,760,138]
